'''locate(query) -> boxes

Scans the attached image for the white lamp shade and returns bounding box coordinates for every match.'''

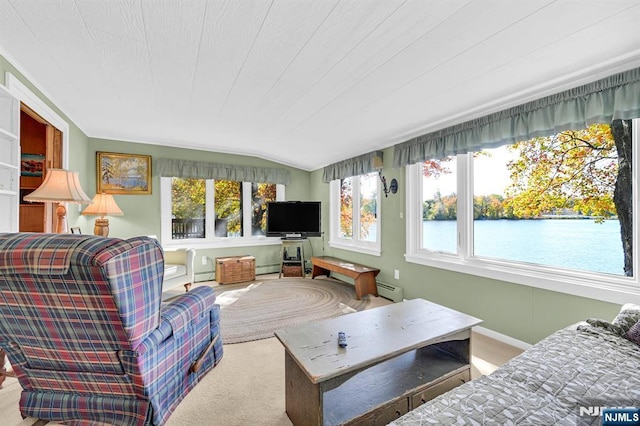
[82,193,124,217]
[24,169,92,204]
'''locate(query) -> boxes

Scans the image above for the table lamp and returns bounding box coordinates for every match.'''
[81,192,124,236]
[24,168,92,233]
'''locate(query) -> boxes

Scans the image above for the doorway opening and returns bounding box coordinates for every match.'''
[19,104,63,232]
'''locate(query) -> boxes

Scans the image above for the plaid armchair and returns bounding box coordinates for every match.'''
[0,233,223,425]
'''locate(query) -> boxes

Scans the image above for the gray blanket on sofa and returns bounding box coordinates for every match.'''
[390,322,640,425]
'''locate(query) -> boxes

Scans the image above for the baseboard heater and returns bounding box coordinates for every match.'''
[376,281,403,303]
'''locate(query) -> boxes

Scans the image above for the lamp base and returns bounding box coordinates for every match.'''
[94,218,110,236]
[55,203,67,233]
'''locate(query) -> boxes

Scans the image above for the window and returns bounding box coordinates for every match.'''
[161,177,282,246]
[422,157,458,254]
[214,180,243,237]
[406,120,638,302]
[171,178,206,239]
[472,139,624,275]
[251,183,277,236]
[330,172,381,255]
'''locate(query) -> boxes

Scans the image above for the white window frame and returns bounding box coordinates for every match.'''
[329,174,382,256]
[161,177,285,248]
[405,120,640,305]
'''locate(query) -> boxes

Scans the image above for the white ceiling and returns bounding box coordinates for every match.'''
[1,0,639,171]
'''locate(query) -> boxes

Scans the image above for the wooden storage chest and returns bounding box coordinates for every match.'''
[215,255,256,284]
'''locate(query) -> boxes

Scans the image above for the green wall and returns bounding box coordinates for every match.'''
[80,137,313,280]
[2,54,622,345]
[80,138,311,236]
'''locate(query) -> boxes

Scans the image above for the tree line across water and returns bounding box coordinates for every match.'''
[423,192,617,221]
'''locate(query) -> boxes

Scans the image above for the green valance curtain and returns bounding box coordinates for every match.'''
[322,150,383,183]
[156,158,291,185]
[393,67,640,168]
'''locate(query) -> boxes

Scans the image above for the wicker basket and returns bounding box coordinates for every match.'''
[282,265,303,277]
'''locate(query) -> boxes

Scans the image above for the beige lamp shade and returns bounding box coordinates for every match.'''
[82,193,124,236]
[82,193,124,217]
[24,168,92,233]
[24,169,92,204]
[372,154,383,171]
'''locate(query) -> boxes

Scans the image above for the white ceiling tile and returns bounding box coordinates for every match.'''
[1,0,639,170]
[189,1,274,122]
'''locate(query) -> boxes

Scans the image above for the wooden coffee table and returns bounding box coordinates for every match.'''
[274,298,482,425]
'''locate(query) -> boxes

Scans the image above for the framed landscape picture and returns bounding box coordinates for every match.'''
[97,152,152,195]
[21,153,45,176]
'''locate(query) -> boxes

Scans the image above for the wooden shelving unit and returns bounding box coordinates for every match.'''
[0,84,20,233]
[279,239,306,278]
[19,109,48,232]
[323,341,470,425]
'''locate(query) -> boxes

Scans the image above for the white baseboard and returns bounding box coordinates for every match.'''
[473,326,532,351]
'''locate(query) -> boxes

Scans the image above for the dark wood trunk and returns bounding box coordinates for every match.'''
[610,119,633,276]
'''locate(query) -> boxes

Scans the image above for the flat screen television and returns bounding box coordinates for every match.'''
[266,201,321,238]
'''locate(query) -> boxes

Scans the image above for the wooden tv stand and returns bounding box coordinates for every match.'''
[310,256,380,299]
[275,299,482,425]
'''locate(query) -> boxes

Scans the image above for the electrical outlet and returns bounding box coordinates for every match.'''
[201,255,207,265]
[394,269,400,280]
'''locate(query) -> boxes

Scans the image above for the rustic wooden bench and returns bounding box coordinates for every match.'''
[310,256,380,300]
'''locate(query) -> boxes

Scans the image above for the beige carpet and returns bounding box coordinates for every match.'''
[2,331,522,426]
[216,277,370,343]
[1,277,523,425]
[2,276,388,425]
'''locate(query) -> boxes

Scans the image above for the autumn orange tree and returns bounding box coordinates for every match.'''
[423,158,453,179]
[340,179,353,238]
[252,183,276,234]
[172,178,205,219]
[339,176,377,239]
[505,120,633,276]
[171,180,276,237]
[474,194,514,219]
[506,123,617,218]
[422,158,456,220]
[214,180,242,235]
[359,193,378,239]
[423,152,508,221]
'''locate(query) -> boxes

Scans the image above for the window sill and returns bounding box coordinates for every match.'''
[405,253,640,305]
[162,237,282,250]
[329,240,381,256]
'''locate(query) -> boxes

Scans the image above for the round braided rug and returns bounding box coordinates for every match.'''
[217,277,370,344]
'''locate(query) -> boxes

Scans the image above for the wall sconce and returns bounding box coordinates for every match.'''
[372,152,397,197]
[379,173,398,197]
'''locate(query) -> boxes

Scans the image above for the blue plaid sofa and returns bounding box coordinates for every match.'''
[0,233,223,425]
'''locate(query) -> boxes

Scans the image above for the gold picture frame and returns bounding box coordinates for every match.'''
[96,152,152,195]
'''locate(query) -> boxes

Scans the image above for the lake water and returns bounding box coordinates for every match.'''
[423,219,625,276]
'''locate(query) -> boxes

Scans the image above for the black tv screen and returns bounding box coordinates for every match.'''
[266,201,321,238]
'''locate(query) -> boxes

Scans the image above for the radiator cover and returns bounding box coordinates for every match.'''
[376,282,403,302]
